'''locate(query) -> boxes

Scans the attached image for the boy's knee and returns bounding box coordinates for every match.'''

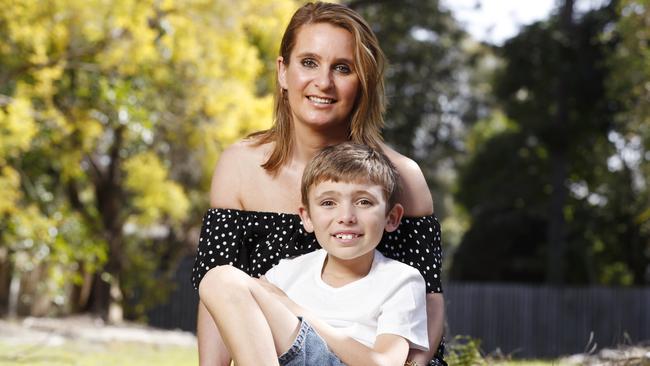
[199,265,249,299]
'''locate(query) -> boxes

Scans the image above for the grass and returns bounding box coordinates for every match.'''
[488,360,570,365]
[0,339,565,366]
[0,336,573,366]
[0,340,197,366]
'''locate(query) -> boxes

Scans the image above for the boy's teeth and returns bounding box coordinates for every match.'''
[336,234,356,240]
[309,96,334,104]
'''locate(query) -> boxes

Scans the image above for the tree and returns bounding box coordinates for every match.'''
[0,0,297,320]
[605,0,650,284]
[452,2,649,285]
[346,0,487,235]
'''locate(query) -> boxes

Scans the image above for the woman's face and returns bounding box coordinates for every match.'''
[278,22,360,133]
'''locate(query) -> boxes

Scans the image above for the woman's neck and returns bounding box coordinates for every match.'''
[290,122,349,165]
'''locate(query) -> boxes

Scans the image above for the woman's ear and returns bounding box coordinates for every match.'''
[277,56,288,90]
[384,203,404,233]
[298,206,314,233]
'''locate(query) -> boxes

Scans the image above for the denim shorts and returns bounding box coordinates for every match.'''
[278,318,346,366]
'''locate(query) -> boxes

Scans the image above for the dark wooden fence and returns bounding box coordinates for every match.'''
[148,255,650,358]
[147,255,199,333]
[444,282,650,358]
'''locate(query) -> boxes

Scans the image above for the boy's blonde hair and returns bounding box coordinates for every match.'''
[301,143,400,211]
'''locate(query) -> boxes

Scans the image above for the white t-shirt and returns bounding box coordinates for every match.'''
[264,249,429,350]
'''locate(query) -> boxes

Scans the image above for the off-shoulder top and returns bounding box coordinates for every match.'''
[191,208,443,293]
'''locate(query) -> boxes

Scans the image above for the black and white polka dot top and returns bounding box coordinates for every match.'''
[191,208,444,293]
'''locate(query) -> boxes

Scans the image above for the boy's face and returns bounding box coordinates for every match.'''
[299,179,403,262]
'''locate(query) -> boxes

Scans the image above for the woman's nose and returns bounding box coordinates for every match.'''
[314,68,333,90]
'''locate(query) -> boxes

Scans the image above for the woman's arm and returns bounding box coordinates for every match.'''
[407,293,445,365]
[383,145,446,364]
[197,143,247,366]
[209,143,246,209]
[304,315,409,366]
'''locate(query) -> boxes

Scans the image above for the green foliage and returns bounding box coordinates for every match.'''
[446,335,487,366]
[452,2,650,285]
[606,0,650,284]
[0,0,298,318]
[347,0,483,214]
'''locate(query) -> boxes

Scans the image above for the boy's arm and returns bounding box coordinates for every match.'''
[257,278,410,366]
[304,313,409,366]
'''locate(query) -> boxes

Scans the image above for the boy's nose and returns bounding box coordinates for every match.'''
[337,205,357,224]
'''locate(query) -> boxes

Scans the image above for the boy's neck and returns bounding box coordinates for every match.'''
[321,250,376,288]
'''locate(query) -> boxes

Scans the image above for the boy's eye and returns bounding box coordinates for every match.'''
[320,200,336,207]
[334,64,351,74]
[356,198,373,206]
[301,58,317,68]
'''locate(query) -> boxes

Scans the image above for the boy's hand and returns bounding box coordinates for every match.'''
[406,348,432,366]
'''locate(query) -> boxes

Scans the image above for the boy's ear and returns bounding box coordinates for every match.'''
[298,206,314,233]
[277,56,288,90]
[384,203,404,233]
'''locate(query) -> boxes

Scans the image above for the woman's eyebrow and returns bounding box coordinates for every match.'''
[294,52,353,65]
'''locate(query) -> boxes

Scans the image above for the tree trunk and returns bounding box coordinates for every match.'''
[546,0,574,285]
[86,125,126,322]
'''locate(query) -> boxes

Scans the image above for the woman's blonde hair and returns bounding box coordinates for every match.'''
[249,1,387,173]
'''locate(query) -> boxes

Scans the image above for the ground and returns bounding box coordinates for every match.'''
[0,316,197,365]
[1,317,649,365]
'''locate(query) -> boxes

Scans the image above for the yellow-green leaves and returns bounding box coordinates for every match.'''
[124,152,189,225]
[1,0,299,318]
[0,167,21,216]
[0,96,37,161]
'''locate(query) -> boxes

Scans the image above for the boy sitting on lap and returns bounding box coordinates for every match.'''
[199,142,428,366]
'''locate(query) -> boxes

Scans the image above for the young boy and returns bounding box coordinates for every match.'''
[199,143,429,366]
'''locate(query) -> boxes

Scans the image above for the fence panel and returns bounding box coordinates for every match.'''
[445,283,650,357]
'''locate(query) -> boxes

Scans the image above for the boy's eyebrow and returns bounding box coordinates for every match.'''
[313,189,379,198]
[313,190,342,199]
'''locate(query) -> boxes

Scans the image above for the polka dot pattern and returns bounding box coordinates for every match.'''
[191,208,444,293]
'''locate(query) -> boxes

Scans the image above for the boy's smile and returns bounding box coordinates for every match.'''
[299,180,402,267]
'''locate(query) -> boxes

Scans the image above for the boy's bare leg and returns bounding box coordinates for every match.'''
[197,302,231,366]
[199,266,301,366]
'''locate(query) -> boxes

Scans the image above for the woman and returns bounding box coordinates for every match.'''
[192,2,445,365]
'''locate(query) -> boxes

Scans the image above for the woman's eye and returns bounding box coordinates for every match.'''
[334,64,351,74]
[301,59,317,68]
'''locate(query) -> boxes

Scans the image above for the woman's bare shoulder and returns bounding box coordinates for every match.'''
[209,138,272,208]
[381,144,434,216]
[221,138,271,162]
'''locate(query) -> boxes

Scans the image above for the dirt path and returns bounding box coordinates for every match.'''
[0,316,196,347]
